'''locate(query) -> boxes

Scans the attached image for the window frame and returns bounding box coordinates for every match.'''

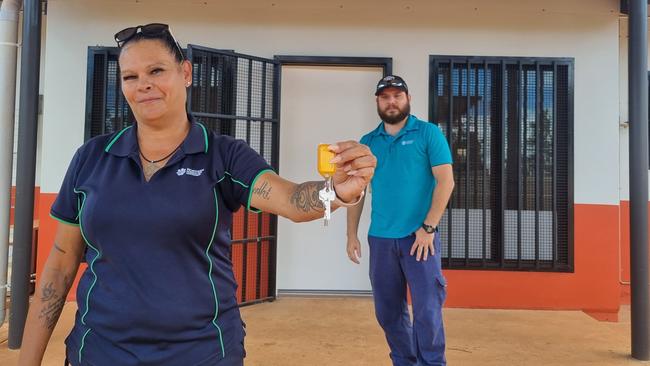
[428,55,574,272]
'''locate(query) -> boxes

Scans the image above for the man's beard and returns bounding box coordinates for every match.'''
[378,103,410,125]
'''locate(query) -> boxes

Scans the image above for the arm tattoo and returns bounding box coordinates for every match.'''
[252,179,273,200]
[290,181,325,213]
[38,275,70,331]
[53,242,66,254]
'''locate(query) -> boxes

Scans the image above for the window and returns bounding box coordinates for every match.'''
[84,47,135,140]
[429,56,573,271]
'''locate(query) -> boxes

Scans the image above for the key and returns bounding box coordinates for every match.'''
[319,177,336,226]
[317,144,337,226]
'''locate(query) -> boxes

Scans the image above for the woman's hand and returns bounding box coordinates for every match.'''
[329,141,376,203]
[248,141,375,223]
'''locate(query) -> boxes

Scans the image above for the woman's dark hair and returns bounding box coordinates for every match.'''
[118,28,185,63]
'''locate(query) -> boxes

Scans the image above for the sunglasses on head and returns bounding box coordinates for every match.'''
[114,23,185,60]
[377,80,405,89]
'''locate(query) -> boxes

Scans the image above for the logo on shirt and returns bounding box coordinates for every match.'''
[177,167,204,177]
[401,140,414,146]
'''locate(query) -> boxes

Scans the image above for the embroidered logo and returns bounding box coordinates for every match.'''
[177,168,204,177]
[401,140,414,146]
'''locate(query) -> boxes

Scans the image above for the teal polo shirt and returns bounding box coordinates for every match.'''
[360,115,452,239]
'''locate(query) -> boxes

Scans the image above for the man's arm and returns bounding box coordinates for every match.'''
[346,193,366,238]
[423,164,455,229]
[410,164,455,261]
[345,193,366,264]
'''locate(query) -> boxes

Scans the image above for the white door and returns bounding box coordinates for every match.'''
[277,65,382,294]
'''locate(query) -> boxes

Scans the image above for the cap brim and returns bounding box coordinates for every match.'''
[375,86,408,96]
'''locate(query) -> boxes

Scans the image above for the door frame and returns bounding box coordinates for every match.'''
[273,55,392,295]
[274,55,392,74]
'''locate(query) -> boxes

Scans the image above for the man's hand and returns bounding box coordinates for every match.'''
[347,236,362,264]
[410,228,435,261]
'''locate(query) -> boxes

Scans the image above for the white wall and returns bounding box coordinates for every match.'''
[40,0,620,208]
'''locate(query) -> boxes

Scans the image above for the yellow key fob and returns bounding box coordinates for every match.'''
[318,144,337,178]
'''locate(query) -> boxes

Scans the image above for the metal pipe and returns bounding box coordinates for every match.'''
[8,0,41,349]
[628,0,650,360]
[482,61,487,266]
[448,60,454,267]
[517,62,523,268]
[0,0,22,326]
[552,62,558,269]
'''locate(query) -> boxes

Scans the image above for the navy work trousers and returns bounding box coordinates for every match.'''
[368,233,447,366]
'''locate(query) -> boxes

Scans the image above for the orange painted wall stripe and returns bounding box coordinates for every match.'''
[9,186,40,225]
[443,204,620,316]
[232,243,244,302]
[617,200,650,306]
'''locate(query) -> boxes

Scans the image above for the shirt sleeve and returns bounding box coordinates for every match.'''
[360,134,369,145]
[428,124,453,167]
[50,150,82,226]
[218,137,274,213]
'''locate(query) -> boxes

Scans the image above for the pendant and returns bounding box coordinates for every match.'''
[143,161,160,181]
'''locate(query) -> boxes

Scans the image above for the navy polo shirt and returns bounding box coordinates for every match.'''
[360,115,452,239]
[50,118,273,366]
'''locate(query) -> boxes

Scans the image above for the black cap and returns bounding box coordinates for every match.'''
[375,75,408,96]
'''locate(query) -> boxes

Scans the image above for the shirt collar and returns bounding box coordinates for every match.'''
[104,115,209,157]
[404,115,419,132]
[371,114,419,137]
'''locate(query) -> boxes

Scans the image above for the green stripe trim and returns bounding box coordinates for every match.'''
[74,188,101,364]
[216,170,275,213]
[104,126,132,153]
[217,171,255,188]
[247,169,274,213]
[224,172,248,188]
[49,213,79,227]
[76,195,81,221]
[198,123,209,153]
[206,188,226,357]
[79,328,92,364]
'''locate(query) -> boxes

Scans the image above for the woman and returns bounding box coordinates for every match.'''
[18,23,375,366]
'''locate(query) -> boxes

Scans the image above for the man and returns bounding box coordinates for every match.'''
[346,75,454,366]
